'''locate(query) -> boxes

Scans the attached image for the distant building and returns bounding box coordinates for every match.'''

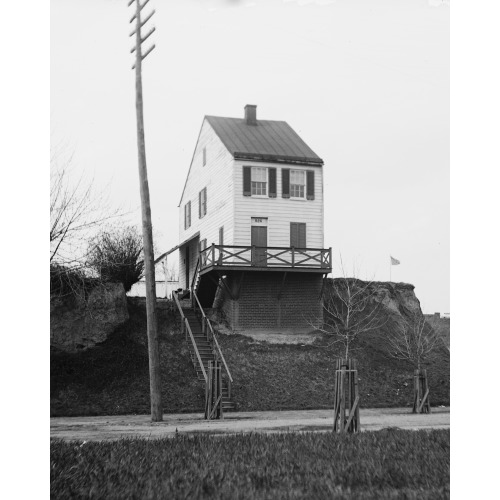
[127,255,179,298]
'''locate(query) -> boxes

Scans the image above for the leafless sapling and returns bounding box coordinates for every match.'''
[386,313,440,372]
[315,275,386,359]
[386,312,440,413]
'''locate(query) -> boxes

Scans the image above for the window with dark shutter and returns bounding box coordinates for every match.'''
[184,201,192,229]
[243,166,251,196]
[269,168,277,198]
[282,169,290,198]
[290,222,306,248]
[198,188,207,218]
[306,171,315,200]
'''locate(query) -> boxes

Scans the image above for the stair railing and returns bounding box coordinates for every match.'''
[172,290,207,382]
[192,289,233,399]
[191,257,200,291]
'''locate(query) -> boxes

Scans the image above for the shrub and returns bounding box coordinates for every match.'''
[87,226,144,292]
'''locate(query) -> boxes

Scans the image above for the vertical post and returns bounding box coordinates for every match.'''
[205,361,213,420]
[218,362,224,420]
[413,369,419,413]
[339,359,346,433]
[131,0,162,422]
[354,359,360,432]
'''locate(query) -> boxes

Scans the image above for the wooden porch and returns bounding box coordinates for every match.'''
[198,244,332,275]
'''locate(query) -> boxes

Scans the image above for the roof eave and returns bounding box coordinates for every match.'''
[233,152,323,167]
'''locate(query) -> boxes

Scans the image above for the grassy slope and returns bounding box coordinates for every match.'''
[219,330,450,412]
[51,430,450,500]
[51,300,205,417]
[51,300,449,417]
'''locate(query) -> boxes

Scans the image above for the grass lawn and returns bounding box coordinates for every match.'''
[51,299,449,417]
[50,429,450,499]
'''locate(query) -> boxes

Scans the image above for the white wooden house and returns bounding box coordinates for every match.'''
[176,105,331,330]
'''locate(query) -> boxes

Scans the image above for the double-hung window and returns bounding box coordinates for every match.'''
[251,167,267,196]
[290,170,305,198]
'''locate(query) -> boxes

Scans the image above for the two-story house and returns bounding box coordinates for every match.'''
[177,105,331,331]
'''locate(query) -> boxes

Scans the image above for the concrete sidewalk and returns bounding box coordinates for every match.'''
[51,407,450,441]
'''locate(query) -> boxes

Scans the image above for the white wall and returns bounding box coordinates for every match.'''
[178,119,235,285]
[232,160,325,248]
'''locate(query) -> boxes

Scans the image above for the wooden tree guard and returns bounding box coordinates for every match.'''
[204,361,224,420]
[333,358,360,433]
[412,368,431,414]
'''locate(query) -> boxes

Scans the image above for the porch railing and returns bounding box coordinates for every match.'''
[199,244,332,271]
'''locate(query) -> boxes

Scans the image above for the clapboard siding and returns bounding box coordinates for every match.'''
[178,119,235,286]
[232,160,324,248]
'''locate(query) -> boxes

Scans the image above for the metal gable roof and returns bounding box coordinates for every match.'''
[205,115,323,166]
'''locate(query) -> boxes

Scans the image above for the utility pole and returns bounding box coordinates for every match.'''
[128,0,162,421]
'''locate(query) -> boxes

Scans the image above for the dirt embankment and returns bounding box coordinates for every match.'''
[51,290,450,417]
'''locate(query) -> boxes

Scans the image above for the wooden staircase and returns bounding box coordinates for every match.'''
[182,307,235,412]
[172,282,236,411]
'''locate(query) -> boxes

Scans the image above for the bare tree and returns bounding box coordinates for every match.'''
[385,313,440,413]
[314,274,386,359]
[50,149,121,267]
[386,313,440,371]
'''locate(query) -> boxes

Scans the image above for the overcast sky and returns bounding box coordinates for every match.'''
[51,0,449,313]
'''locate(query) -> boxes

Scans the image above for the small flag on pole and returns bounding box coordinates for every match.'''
[390,256,400,265]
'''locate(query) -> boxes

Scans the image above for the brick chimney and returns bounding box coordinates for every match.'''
[244,104,257,125]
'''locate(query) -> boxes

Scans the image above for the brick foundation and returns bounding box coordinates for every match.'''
[218,271,324,330]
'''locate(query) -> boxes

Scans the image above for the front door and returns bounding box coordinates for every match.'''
[251,225,267,266]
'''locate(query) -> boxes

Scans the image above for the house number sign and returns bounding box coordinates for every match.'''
[251,217,268,225]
